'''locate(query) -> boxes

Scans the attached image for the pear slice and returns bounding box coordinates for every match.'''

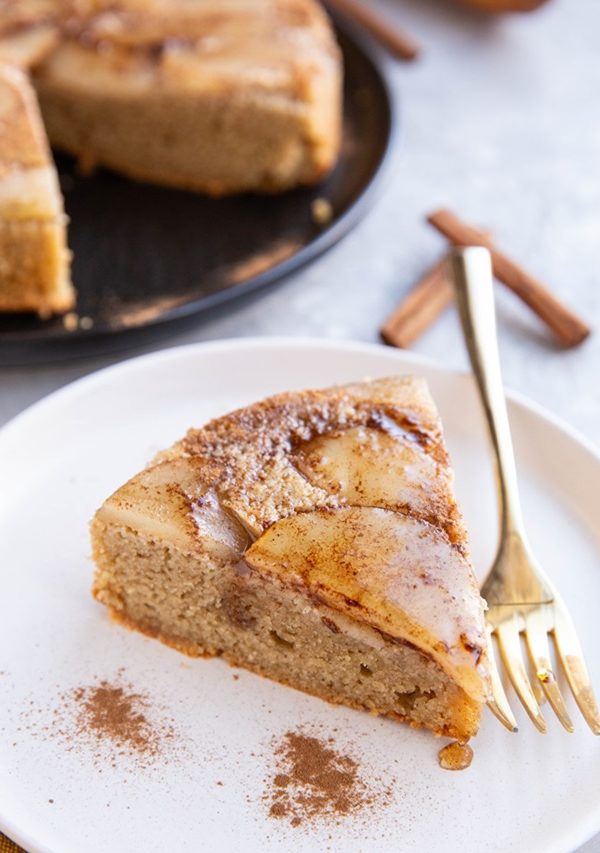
[95,457,249,560]
[292,426,457,535]
[245,506,487,702]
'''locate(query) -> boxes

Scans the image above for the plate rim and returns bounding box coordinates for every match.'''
[1,336,599,474]
[1,336,599,853]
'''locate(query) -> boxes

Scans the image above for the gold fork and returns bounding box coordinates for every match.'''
[451,246,600,734]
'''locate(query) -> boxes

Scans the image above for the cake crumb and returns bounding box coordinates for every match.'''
[62,311,79,331]
[311,197,333,226]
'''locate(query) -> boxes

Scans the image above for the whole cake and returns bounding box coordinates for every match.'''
[0,63,72,314]
[91,377,490,741]
[0,0,342,313]
[1,0,342,195]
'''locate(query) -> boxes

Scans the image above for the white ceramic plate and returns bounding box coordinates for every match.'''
[1,338,599,853]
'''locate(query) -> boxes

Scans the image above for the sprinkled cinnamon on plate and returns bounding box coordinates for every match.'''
[264,728,392,828]
[72,680,161,756]
[20,673,185,771]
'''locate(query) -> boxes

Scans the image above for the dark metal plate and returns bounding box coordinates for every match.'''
[0,22,395,364]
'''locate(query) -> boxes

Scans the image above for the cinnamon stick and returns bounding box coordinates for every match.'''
[381,257,453,348]
[427,209,591,347]
[326,0,420,61]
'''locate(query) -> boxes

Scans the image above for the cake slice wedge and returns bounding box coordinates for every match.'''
[91,377,489,740]
[0,63,72,314]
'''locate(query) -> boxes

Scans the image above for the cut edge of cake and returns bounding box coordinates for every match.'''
[0,62,73,315]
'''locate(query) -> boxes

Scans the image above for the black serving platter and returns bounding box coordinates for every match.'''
[0,22,395,364]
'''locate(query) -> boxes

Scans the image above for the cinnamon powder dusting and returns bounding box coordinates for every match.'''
[20,673,184,771]
[71,680,164,758]
[264,729,392,828]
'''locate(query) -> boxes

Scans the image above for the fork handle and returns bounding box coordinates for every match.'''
[451,247,525,540]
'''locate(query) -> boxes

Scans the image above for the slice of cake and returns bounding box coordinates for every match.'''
[0,63,72,314]
[91,377,489,741]
[29,0,342,195]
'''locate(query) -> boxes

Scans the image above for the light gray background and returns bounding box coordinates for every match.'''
[1,1,598,850]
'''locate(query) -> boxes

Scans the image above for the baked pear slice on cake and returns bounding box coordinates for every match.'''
[91,377,489,740]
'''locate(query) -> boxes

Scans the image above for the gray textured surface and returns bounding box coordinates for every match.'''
[0,1,599,849]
